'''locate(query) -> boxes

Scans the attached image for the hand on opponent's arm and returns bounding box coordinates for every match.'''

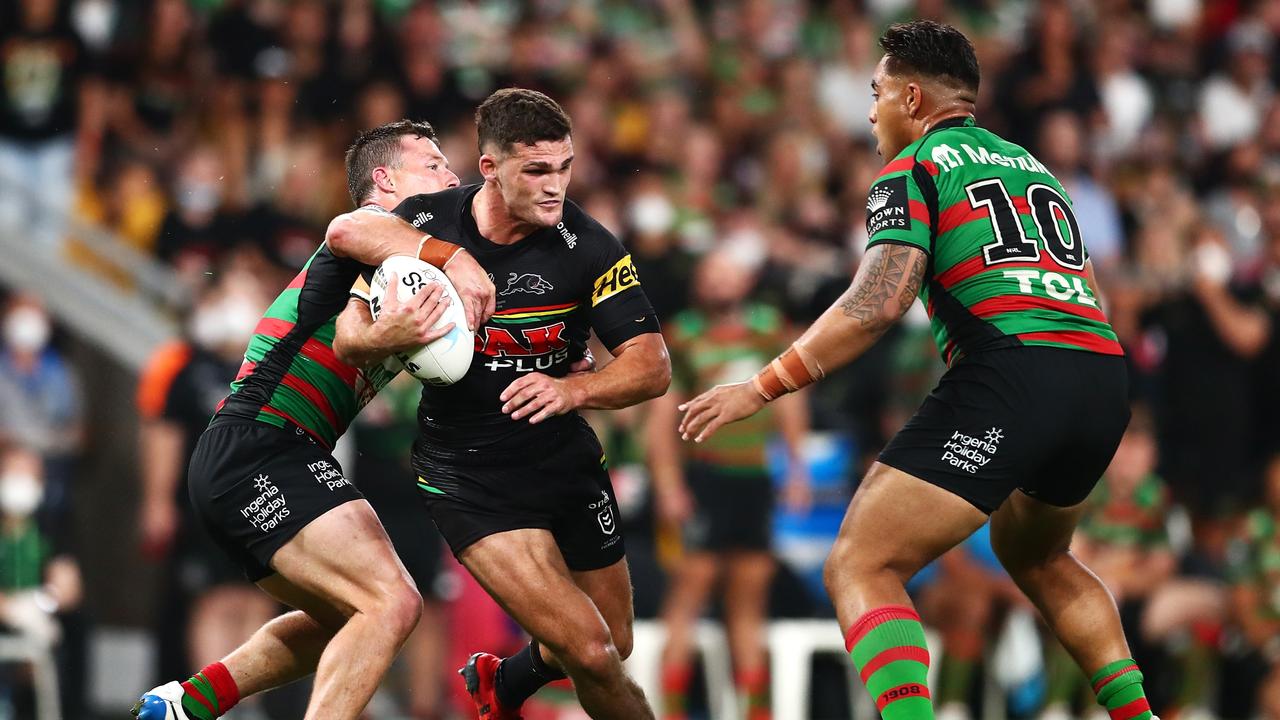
[333,275,454,368]
[679,243,928,442]
[326,208,495,330]
[500,333,671,425]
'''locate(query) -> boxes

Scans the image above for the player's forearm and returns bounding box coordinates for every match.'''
[333,300,390,368]
[326,209,462,268]
[567,334,671,410]
[644,392,687,491]
[139,422,184,507]
[1196,283,1271,358]
[773,390,809,462]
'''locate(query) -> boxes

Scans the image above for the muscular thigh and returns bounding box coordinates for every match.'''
[460,528,614,652]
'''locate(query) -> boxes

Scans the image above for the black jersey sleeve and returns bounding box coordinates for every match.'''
[585,230,661,350]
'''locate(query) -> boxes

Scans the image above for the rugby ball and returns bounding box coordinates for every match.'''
[368,255,473,386]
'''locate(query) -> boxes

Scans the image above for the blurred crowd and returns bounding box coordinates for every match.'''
[3,0,1280,717]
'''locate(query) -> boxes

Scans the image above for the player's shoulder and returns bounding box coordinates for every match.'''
[391,184,478,224]
[559,197,622,254]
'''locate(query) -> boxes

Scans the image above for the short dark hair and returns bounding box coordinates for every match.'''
[879,21,980,93]
[475,88,572,155]
[344,119,439,205]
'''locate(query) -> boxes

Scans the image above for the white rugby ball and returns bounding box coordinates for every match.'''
[368,255,473,386]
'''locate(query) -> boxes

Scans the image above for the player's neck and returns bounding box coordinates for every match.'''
[473,184,537,246]
[918,106,974,136]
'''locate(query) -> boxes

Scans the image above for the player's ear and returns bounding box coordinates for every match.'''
[905,82,923,118]
[371,166,394,195]
[478,153,500,183]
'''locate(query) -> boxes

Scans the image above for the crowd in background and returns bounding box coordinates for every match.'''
[3,0,1280,717]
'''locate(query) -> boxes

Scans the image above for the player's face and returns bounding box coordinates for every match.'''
[869,56,915,161]
[490,137,574,228]
[388,136,459,199]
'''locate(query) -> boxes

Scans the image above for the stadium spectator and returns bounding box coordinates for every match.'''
[0,0,105,251]
[0,445,84,716]
[0,294,83,532]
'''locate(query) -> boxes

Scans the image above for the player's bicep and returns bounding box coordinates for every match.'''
[838,242,929,330]
[587,251,661,348]
[865,171,931,254]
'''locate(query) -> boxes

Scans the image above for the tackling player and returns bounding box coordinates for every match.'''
[133,120,495,720]
[336,89,670,720]
[679,21,1153,720]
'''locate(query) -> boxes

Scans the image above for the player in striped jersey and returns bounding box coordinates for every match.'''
[679,21,1152,720]
[133,121,495,720]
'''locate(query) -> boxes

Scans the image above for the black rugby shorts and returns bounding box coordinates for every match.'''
[413,422,625,572]
[878,346,1130,513]
[187,419,365,581]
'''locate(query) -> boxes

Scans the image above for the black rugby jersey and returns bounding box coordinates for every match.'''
[368,184,660,453]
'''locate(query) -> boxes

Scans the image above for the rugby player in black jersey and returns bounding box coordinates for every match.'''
[336,89,670,720]
[133,122,496,720]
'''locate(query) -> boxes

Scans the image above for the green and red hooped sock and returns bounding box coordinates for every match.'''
[1091,659,1153,720]
[180,662,239,720]
[845,605,934,720]
[735,667,771,719]
[660,663,693,720]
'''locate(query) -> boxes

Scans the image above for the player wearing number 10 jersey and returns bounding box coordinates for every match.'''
[679,21,1154,720]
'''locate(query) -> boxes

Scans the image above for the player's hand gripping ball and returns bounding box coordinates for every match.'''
[369,255,474,386]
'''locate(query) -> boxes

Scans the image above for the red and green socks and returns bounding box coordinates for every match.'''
[660,663,692,720]
[845,605,933,720]
[180,662,239,720]
[735,667,771,720]
[1092,659,1153,720]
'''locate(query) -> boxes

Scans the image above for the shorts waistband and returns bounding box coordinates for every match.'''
[209,413,331,449]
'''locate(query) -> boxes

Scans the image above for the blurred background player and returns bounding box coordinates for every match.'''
[647,248,810,720]
[1227,454,1280,720]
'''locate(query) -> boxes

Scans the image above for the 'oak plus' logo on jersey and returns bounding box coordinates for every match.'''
[866,175,910,236]
[477,321,572,372]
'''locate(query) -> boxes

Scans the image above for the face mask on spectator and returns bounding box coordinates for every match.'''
[177,181,222,216]
[4,308,50,353]
[628,193,676,236]
[0,473,42,518]
[190,295,261,350]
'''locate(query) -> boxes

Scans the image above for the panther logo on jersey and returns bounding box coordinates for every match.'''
[500,272,554,296]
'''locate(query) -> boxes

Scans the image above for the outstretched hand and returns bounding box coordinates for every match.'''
[677,381,765,443]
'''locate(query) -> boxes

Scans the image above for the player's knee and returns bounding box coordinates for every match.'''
[611,620,634,661]
[373,580,423,639]
[823,535,864,595]
[564,636,623,684]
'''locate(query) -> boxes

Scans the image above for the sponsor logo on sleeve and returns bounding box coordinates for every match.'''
[592,254,641,306]
[865,175,910,237]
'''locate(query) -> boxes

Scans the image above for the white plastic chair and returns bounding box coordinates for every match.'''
[628,619,737,719]
[0,634,61,720]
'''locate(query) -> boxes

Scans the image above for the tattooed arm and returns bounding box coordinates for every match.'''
[793,242,929,372]
[676,242,927,442]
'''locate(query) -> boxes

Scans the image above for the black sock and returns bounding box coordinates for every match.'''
[495,640,566,709]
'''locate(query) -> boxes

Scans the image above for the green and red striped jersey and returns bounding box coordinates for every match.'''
[217,222,400,448]
[865,116,1122,364]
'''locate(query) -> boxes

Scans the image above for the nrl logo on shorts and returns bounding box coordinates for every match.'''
[597,507,616,535]
[500,272,554,296]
